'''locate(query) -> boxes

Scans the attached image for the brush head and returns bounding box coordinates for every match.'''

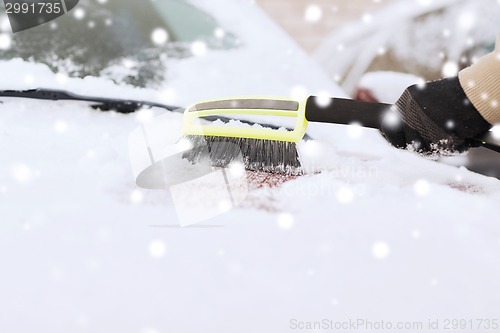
[181,97,309,175]
[182,135,303,175]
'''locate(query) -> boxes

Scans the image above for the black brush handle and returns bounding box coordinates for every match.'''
[305,96,390,128]
[305,96,500,153]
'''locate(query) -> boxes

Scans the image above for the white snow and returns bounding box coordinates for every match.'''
[1,0,500,332]
[358,71,423,103]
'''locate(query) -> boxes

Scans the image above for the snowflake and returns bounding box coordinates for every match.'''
[412,230,421,239]
[73,8,85,20]
[304,4,322,23]
[214,27,226,39]
[442,61,459,77]
[314,91,333,107]
[228,161,246,178]
[457,11,476,31]
[372,241,390,259]
[149,240,166,258]
[414,179,431,197]
[445,120,455,130]
[336,186,354,204]
[347,122,363,139]
[381,109,402,129]
[130,189,144,203]
[191,41,207,56]
[277,213,294,230]
[290,85,308,100]
[0,33,11,50]
[362,13,373,24]
[151,28,169,46]
[11,164,36,184]
[54,120,69,133]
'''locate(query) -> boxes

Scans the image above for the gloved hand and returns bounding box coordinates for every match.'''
[380,77,492,155]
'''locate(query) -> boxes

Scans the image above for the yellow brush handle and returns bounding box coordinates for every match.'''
[183,97,309,143]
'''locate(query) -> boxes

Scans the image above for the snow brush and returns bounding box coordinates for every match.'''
[182,96,500,175]
[1,88,498,175]
[0,88,296,130]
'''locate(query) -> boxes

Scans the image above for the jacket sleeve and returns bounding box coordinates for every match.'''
[458,34,500,125]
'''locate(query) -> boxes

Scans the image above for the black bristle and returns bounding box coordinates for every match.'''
[182,135,303,175]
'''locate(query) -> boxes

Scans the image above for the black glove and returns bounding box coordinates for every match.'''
[380,77,492,154]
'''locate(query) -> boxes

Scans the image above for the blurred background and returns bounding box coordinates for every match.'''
[257,0,396,53]
[258,0,500,177]
[257,0,498,94]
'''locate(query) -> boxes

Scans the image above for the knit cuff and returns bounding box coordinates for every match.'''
[459,34,500,125]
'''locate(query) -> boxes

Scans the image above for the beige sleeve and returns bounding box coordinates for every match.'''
[458,34,500,125]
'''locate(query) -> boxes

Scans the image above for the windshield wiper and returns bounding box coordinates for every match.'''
[0,88,180,113]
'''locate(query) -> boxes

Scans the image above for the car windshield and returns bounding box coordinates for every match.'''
[0,0,238,87]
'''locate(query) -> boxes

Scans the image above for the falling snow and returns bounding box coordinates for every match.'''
[54,120,69,133]
[149,240,167,258]
[0,0,499,332]
[304,5,322,23]
[130,189,144,203]
[151,28,169,46]
[442,61,459,77]
[336,186,354,204]
[290,85,309,100]
[414,179,431,197]
[191,40,207,56]
[277,213,294,230]
[10,164,36,184]
[0,33,11,50]
[214,27,226,39]
[73,8,85,20]
[372,241,391,259]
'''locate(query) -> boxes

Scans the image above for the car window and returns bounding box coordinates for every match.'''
[150,0,237,49]
[0,0,238,87]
